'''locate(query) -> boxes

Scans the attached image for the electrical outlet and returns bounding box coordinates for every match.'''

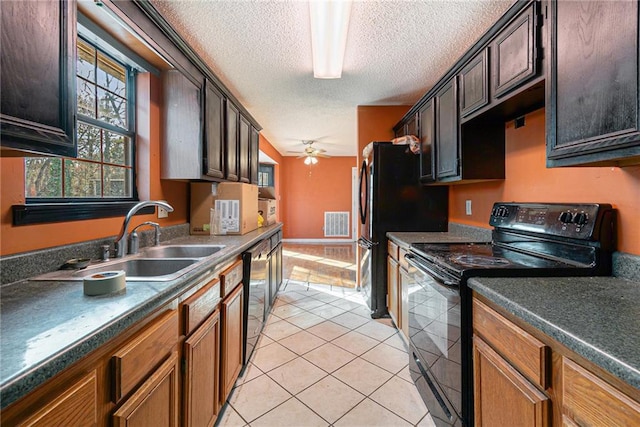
[465,200,472,216]
[158,201,169,219]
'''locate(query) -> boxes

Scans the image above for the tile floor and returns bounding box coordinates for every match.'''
[217,244,436,426]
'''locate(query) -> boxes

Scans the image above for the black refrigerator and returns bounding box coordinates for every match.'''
[358,142,448,318]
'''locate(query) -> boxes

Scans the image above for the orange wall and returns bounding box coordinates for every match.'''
[450,108,640,254]
[258,134,283,223]
[0,74,189,256]
[280,156,356,239]
[357,105,411,164]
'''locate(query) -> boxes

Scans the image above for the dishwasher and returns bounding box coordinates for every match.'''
[241,239,270,366]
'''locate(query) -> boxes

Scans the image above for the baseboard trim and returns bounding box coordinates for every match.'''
[283,238,355,244]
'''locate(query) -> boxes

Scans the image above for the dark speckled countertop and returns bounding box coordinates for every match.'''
[387,223,493,248]
[469,276,640,391]
[0,224,282,409]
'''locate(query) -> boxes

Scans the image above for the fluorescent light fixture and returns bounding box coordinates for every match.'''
[309,0,352,79]
[304,156,319,165]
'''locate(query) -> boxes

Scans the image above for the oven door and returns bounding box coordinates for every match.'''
[405,254,462,426]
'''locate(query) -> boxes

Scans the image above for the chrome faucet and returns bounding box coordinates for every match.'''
[128,221,161,255]
[114,201,174,258]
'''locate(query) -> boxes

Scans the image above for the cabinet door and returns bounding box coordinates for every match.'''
[225,102,239,181]
[22,371,97,427]
[113,352,179,427]
[204,81,225,178]
[547,0,640,167]
[238,115,251,183]
[162,70,203,179]
[387,256,399,328]
[221,284,244,403]
[0,0,76,157]
[459,48,489,118]
[418,100,436,183]
[250,126,260,185]
[473,336,550,427]
[405,113,418,137]
[435,79,460,180]
[183,310,221,427]
[491,3,538,99]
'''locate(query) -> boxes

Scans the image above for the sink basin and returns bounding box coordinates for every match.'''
[140,245,225,259]
[32,258,200,282]
[89,258,198,279]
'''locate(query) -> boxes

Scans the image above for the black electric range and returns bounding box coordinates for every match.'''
[404,202,616,426]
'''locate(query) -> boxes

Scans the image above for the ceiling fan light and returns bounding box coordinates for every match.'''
[311,156,318,164]
[304,156,312,165]
[309,0,352,79]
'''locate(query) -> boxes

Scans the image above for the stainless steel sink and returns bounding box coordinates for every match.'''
[32,258,201,282]
[89,258,198,279]
[140,245,225,259]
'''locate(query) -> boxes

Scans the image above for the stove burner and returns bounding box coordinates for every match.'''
[451,254,512,267]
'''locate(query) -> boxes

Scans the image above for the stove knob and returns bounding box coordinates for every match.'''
[573,212,588,225]
[491,207,498,217]
[497,207,509,217]
[559,211,574,224]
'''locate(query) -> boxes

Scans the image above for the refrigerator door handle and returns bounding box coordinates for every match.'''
[358,160,368,225]
[357,237,377,249]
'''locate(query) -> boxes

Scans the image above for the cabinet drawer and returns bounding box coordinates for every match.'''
[113,352,179,427]
[387,240,399,261]
[562,357,640,426]
[220,259,243,298]
[473,299,548,388]
[21,370,97,427]
[182,278,221,335]
[112,310,179,401]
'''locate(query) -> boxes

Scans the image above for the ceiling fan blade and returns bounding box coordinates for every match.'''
[316,153,330,158]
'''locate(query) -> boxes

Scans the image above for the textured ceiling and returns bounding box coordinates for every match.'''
[151,0,514,157]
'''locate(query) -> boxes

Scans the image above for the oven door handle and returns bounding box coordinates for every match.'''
[405,254,459,288]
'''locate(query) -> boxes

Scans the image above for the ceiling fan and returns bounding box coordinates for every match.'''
[287,140,330,164]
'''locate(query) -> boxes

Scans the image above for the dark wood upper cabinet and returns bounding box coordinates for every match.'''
[1,0,77,157]
[250,127,259,185]
[161,70,203,180]
[405,113,418,137]
[459,48,489,118]
[238,115,250,183]
[204,81,225,179]
[225,102,239,182]
[546,0,640,167]
[435,79,460,180]
[418,100,436,183]
[491,2,539,99]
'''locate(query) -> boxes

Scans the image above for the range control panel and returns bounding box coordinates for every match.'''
[489,203,614,240]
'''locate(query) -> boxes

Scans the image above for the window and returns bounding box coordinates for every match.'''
[258,164,274,187]
[24,37,136,200]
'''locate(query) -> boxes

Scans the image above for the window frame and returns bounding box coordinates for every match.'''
[13,31,151,225]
